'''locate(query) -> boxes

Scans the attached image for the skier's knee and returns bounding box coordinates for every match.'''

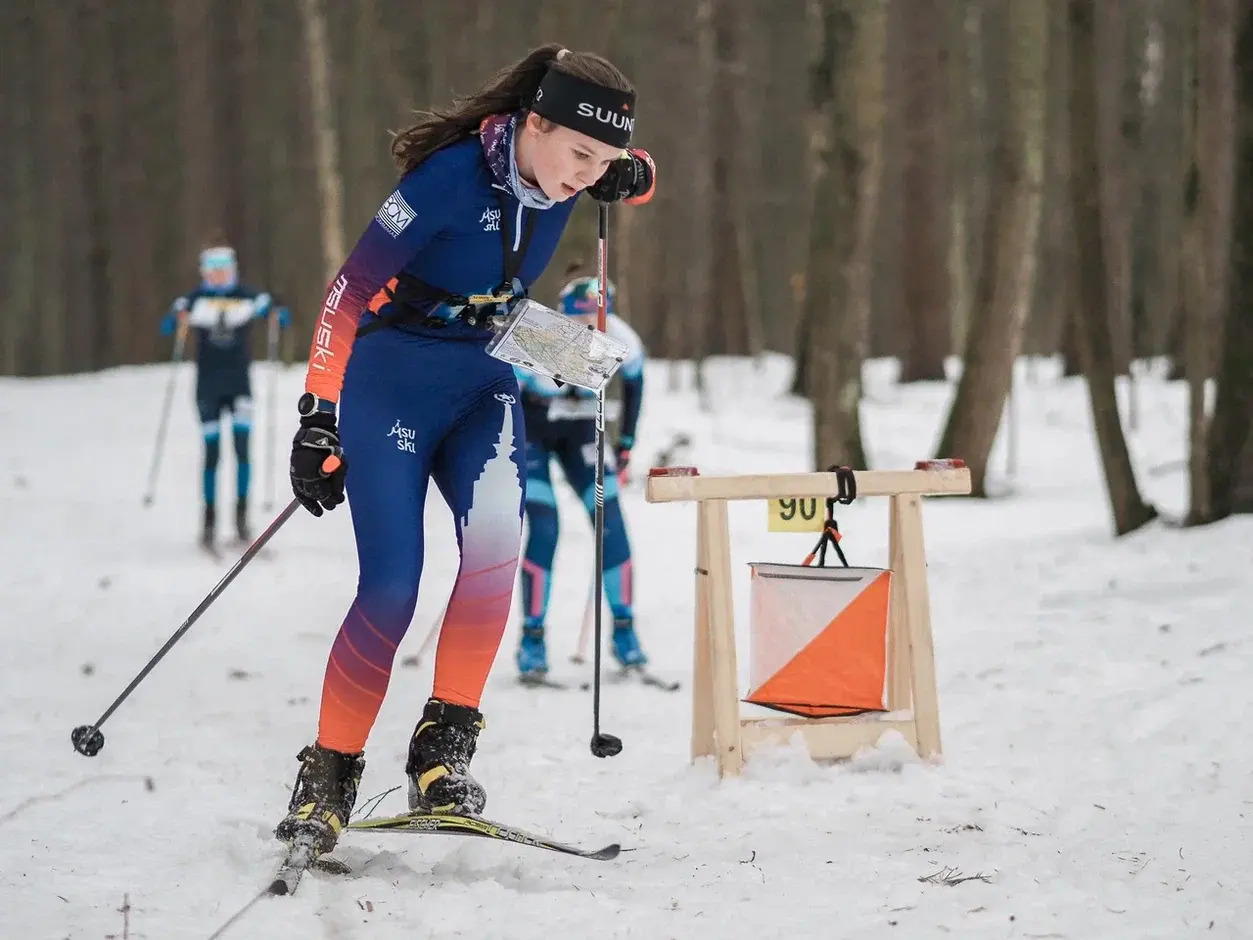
[231,395,253,432]
[355,577,420,629]
[524,477,556,509]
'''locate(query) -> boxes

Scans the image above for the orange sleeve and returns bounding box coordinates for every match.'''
[306,274,357,400]
[303,151,463,403]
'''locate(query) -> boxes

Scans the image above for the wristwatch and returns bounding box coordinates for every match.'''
[297,392,336,417]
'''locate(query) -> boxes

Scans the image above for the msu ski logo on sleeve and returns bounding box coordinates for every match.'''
[377,191,416,237]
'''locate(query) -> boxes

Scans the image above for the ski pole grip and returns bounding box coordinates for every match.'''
[320,454,342,476]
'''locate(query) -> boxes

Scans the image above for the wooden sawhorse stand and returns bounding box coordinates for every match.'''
[644,465,971,778]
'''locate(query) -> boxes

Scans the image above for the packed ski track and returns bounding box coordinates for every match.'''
[2,355,1249,939]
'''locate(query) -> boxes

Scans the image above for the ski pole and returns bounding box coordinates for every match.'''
[262,307,282,510]
[589,202,622,760]
[570,577,597,665]
[71,456,340,758]
[410,595,449,667]
[142,323,188,507]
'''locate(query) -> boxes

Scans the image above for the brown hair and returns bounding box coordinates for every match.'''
[563,258,586,278]
[390,43,633,174]
[200,228,232,251]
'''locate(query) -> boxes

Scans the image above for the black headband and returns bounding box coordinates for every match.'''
[530,66,636,149]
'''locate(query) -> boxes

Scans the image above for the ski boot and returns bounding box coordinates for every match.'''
[235,502,251,542]
[405,698,487,816]
[516,625,549,680]
[611,616,648,669]
[200,504,216,552]
[275,743,365,854]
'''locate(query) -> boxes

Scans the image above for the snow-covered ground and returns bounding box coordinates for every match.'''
[2,353,1249,939]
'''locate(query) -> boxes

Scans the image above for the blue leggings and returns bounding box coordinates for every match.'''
[197,392,251,506]
[315,329,526,753]
[520,424,634,630]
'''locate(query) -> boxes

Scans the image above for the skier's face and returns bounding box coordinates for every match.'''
[519,113,622,202]
[199,246,238,289]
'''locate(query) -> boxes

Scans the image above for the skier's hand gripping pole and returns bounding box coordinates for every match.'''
[71,454,342,757]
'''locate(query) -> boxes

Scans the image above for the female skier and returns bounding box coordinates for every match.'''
[276,44,655,854]
[159,237,289,549]
[514,270,648,681]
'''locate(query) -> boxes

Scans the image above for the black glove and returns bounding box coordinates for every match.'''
[587,149,655,203]
[290,413,347,516]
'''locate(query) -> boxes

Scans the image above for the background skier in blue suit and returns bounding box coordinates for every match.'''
[159,236,289,549]
[513,268,648,681]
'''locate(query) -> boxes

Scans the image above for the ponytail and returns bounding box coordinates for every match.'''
[390,44,564,173]
[389,44,633,175]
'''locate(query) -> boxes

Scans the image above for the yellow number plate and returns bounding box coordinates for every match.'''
[767,497,824,532]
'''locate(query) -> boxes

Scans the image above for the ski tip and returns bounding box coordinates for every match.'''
[589,843,622,861]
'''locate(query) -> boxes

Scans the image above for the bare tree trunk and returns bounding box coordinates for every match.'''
[258,0,318,340]
[869,3,906,363]
[43,3,83,374]
[299,0,346,282]
[1,6,40,375]
[1146,0,1185,371]
[791,297,816,397]
[1060,300,1085,374]
[173,0,222,254]
[1133,1,1177,360]
[806,0,886,472]
[935,0,1047,495]
[651,0,714,380]
[1069,0,1157,536]
[108,1,165,366]
[1207,2,1253,518]
[947,1,977,356]
[792,1,824,401]
[898,0,951,382]
[1031,0,1073,359]
[1096,2,1134,374]
[237,0,270,295]
[1046,0,1084,376]
[706,0,764,359]
[77,0,116,372]
[602,0,637,320]
[691,0,716,400]
[212,0,248,260]
[1178,6,1203,429]
[1185,0,1235,523]
[752,1,810,355]
[375,0,429,127]
[961,1,991,352]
